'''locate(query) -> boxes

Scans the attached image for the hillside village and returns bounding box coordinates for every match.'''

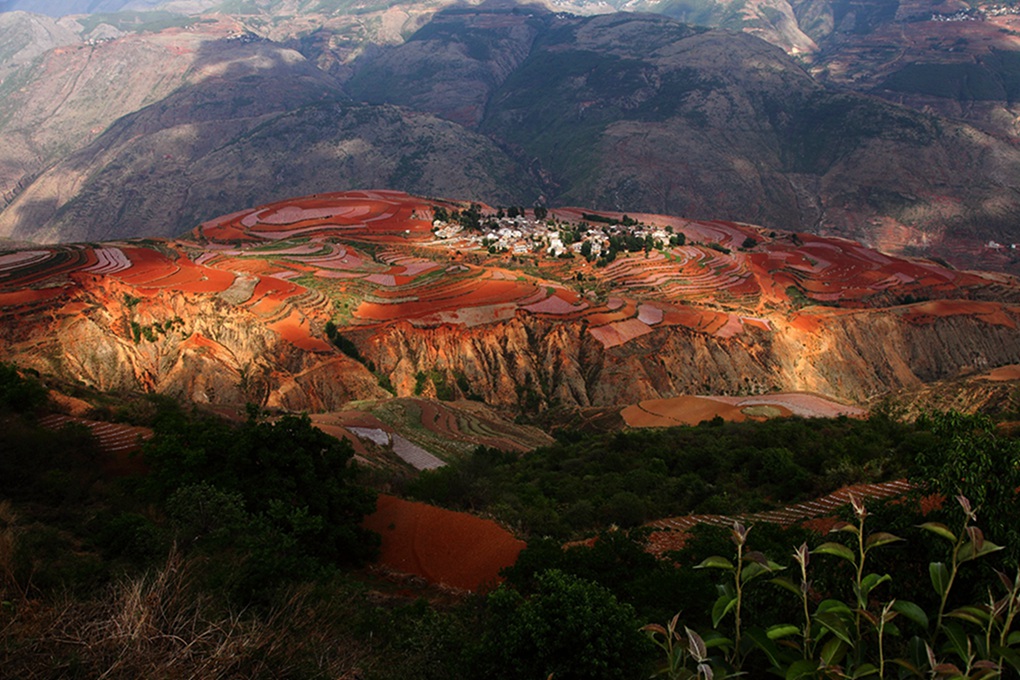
[432,208,683,262]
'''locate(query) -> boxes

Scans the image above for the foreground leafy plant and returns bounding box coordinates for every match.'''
[646,495,1015,679]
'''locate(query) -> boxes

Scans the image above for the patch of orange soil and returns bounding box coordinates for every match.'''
[266,309,331,352]
[622,396,748,427]
[355,278,536,323]
[622,392,862,428]
[903,300,1017,328]
[0,286,69,309]
[363,495,525,592]
[789,312,822,333]
[198,191,437,243]
[984,365,1020,381]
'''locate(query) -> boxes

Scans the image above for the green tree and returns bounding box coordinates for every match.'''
[474,569,651,680]
[914,410,1020,561]
[0,362,47,413]
[144,406,379,569]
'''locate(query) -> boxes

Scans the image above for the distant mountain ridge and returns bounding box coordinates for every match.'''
[3,1,1020,274]
[0,1,163,14]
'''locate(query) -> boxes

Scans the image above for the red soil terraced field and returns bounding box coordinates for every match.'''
[37,414,152,477]
[644,479,913,556]
[4,190,1020,410]
[363,495,525,591]
[354,275,541,324]
[750,233,997,307]
[902,300,1019,328]
[622,393,865,427]
[194,191,439,243]
[0,238,333,355]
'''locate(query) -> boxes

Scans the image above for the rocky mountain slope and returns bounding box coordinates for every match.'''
[349,8,1020,268]
[3,3,1020,273]
[2,191,1018,423]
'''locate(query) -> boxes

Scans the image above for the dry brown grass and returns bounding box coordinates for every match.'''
[1,547,369,679]
[0,500,18,599]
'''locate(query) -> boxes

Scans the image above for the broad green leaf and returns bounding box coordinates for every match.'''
[865,531,903,550]
[813,542,856,564]
[742,561,779,584]
[930,562,950,598]
[917,522,956,542]
[712,593,737,628]
[851,662,878,678]
[1007,631,1020,646]
[891,600,929,630]
[993,645,1020,672]
[947,605,990,627]
[943,621,970,661]
[701,630,732,651]
[814,611,854,647]
[770,576,801,597]
[831,521,860,536]
[785,659,817,680]
[766,623,801,640]
[959,539,1004,562]
[820,636,848,666]
[745,627,784,669]
[816,599,854,615]
[859,572,892,601]
[696,555,735,570]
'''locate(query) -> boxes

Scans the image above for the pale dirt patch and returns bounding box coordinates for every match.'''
[523,294,588,315]
[588,318,653,348]
[637,303,664,325]
[714,393,866,419]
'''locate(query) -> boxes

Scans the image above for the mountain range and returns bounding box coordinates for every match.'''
[1,1,1020,275]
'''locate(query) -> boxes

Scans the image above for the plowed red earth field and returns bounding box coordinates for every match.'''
[363,495,524,592]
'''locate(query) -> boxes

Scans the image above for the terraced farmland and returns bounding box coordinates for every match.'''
[2,189,1019,425]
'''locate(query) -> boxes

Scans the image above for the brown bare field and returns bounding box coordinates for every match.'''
[363,495,525,591]
[903,300,1018,328]
[622,392,863,428]
[984,365,1020,381]
[622,396,748,427]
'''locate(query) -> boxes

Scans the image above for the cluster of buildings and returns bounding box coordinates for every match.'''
[931,5,1020,21]
[434,214,675,260]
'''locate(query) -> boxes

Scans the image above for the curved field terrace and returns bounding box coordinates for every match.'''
[2,190,1019,417]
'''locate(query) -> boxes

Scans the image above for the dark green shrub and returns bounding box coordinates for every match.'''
[474,569,652,680]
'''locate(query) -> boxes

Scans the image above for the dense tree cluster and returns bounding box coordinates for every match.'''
[409,414,924,538]
[4,360,1020,679]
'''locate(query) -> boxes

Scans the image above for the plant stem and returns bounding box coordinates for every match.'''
[733,540,744,668]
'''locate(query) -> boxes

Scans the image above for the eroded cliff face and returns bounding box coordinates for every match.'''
[1,276,387,411]
[362,307,1020,410]
[4,191,1019,417]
